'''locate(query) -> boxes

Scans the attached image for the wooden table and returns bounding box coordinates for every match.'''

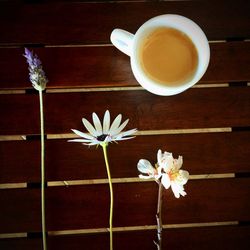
[0,1,250,249]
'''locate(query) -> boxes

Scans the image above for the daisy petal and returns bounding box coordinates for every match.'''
[111,119,129,136]
[103,110,110,134]
[109,114,122,135]
[71,129,95,140]
[92,112,103,135]
[71,111,136,147]
[104,135,112,143]
[114,136,135,141]
[82,118,98,136]
[68,139,92,143]
[126,128,137,135]
[115,128,137,139]
[85,141,100,146]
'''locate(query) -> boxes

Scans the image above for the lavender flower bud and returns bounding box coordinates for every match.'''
[24,48,48,91]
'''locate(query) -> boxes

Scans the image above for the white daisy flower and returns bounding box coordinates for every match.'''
[69,110,137,146]
[157,150,189,198]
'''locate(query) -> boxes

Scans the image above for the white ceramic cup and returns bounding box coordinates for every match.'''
[110,14,210,96]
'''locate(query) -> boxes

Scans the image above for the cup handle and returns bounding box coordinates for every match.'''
[110,29,134,57]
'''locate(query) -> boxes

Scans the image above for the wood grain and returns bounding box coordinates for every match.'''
[0,87,250,135]
[0,1,249,249]
[0,1,249,45]
[0,42,250,89]
[1,178,249,233]
[1,225,250,250]
[1,131,250,183]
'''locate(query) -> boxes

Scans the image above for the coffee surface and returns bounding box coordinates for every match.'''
[139,27,198,86]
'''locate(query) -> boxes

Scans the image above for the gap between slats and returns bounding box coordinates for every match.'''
[0,221,239,239]
[0,127,233,141]
[48,221,240,236]
[0,39,249,49]
[0,83,231,94]
[0,173,236,189]
[0,82,248,95]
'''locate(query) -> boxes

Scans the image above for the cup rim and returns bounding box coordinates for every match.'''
[131,14,210,96]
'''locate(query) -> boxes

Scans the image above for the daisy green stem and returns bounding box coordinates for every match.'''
[101,142,113,250]
[155,181,163,250]
[39,90,47,250]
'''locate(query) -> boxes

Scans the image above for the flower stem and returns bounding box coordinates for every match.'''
[39,90,47,250]
[155,181,163,250]
[101,143,113,250]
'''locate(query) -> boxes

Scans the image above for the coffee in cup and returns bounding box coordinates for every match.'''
[111,15,210,96]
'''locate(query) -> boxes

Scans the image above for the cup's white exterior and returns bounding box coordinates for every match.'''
[111,14,210,96]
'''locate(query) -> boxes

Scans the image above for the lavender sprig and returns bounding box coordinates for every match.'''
[24,48,47,250]
[24,48,48,91]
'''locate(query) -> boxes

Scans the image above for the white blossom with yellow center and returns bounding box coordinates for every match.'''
[157,150,189,198]
[137,150,189,198]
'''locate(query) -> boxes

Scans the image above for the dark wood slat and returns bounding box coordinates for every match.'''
[1,131,250,183]
[0,1,249,45]
[0,93,40,135]
[1,225,250,250]
[0,42,250,89]
[0,238,41,250]
[0,188,41,233]
[0,139,40,183]
[1,87,250,135]
[6,0,147,2]
[1,178,250,233]
[206,41,250,83]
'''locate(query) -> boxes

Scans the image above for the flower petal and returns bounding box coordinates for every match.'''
[139,174,154,179]
[71,129,95,140]
[171,182,181,198]
[92,112,103,135]
[174,156,183,170]
[177,170,189,185]
[161,173,171,189]
[137,159,155,175]
[114,128,137,140]
[68,139,92,143]
[103,110,110,134]
[82,118,98,136]
[104,135,112,143]
[157,149,162,163]
[161,152,174,172]
[111,118,129,136]
[109,114,122,134]
[113,136,136,141]
[171,182,186,198]
[84,141,100,146]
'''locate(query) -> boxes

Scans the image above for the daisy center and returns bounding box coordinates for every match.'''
[97,134,108,141]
